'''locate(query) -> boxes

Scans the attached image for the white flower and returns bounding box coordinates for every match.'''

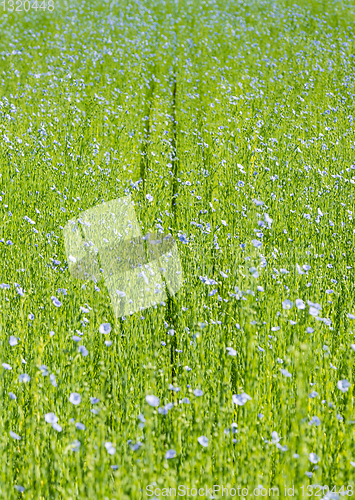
[9,336,17,346]
[99,323,111,334]
[168,384,180,392]
[282,299,293,310]
[232,393,252,406]
[309,306,320,317]
[281,368,292,378]
[2,363,12,370]
[197,436,209,447]
[45,413,58,424]
[105,442,116,455]
[199,276,217,285]
[249,267,259,278]
[337,379,350,393]
[165,449,176,459]
[24,216,35,225]
[295,299,305,309]
[309,391,318,399]
[309,416,321,426]
[70,440,81,452]
[146,194,153,202]
[308,300,321,311]
[193,389,203,396]
[226,347,237,356]
[296,264,305,275]
[69,393,81,405]
[179,397,190,404]
[78,345,89,356]
[51,296,62,307]
[264,214,273,227]
[19,373,30,383]
[271,431,280,443]
[251,239,262,248]
[10,431,21,440]
[145,395,160,407]
[309,453,319,464]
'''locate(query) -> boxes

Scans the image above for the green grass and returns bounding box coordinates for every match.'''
[0,0,355,497]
